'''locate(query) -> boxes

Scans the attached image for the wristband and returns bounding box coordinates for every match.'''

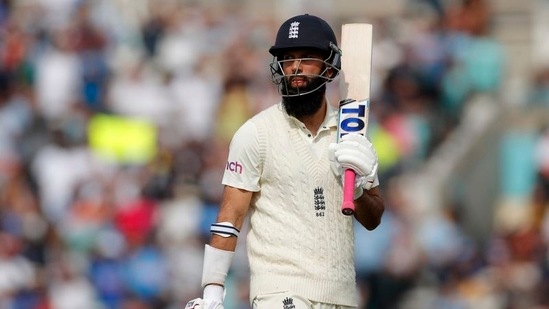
[210,222,240,238]
[201,244,234,288]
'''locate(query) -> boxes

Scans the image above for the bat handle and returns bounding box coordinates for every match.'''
[341,169,356,216]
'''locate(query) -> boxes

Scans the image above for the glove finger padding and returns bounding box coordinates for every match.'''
[354,164,378,191]
[186,298,203,309]
[333,133,378,178]
[185,298,224,309]
[329,133,378,197]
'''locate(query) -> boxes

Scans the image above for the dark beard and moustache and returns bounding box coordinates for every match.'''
[281,76,326,118]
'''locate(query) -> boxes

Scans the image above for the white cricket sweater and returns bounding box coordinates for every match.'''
[224,103,358,306]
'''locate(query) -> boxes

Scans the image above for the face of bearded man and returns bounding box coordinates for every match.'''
[281,75,326,118]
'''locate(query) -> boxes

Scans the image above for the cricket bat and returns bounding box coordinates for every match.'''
[337,23,373,216]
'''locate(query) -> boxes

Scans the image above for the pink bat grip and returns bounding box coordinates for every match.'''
[341,169,356,215]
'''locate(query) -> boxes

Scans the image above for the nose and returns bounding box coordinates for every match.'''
[289,59,302,74]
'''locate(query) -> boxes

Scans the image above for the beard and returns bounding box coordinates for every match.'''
[281,76,326,118]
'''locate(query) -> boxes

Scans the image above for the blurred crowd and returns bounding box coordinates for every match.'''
[1,0,549,308]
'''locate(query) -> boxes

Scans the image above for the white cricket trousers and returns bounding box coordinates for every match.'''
[251,292,356,309]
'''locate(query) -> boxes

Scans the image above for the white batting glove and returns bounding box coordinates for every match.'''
[185,284,225,309]
[185,298,224,309]
[329,133,378,198]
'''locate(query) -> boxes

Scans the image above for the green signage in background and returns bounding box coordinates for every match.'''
[88,114,157,165]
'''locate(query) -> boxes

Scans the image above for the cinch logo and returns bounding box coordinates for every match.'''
[226,161,243,174]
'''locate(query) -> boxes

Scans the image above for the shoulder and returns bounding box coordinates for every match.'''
[243,103,286,132]
[230,104,277,142]
[229,103,285,152]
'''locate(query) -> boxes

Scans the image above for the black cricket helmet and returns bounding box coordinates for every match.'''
[269,14,342,97]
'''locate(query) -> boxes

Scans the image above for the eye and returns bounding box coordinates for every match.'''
[301,57,325,66]
[282,55,295,61]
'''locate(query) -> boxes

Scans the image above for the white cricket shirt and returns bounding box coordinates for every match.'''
[222,102,359,306]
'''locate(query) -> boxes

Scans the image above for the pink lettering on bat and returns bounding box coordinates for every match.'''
[226,161,243,174]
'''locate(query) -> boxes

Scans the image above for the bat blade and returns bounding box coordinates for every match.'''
[337,23,373,216]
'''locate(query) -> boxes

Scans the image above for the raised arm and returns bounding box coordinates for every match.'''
[330,132,385,229]
[354,186,384,230]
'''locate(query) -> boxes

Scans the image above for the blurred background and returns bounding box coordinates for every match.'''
[1,0,549,308]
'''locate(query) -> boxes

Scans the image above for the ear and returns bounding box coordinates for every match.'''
[326,67,338,79]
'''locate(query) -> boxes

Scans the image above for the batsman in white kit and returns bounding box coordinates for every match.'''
[186,14,384,309]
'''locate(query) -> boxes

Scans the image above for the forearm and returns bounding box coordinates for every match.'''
[203,235,238,293]
[353,186,384,230]
[210,234,238,252]
[202,186,251,289]
[202,223,241,289]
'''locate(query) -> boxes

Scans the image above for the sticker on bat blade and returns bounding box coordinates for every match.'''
[337,98,370,141]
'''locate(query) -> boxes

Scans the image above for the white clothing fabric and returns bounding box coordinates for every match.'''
[168,71,222,142]
[34,48,81,120]
[49,277,97,309]
[252,291,355,309]
[31,146,95,223]
[107,69,172,125]
[0,256,36,295]
[222,102,358,306]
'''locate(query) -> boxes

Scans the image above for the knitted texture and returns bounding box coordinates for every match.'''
[246,104,357,306]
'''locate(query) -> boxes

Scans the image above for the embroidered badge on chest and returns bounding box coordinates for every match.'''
[314,186,326,217]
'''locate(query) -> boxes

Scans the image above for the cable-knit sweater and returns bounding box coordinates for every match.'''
[222,103,357,306]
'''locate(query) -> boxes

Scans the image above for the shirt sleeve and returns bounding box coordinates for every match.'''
[221,120,262,192]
